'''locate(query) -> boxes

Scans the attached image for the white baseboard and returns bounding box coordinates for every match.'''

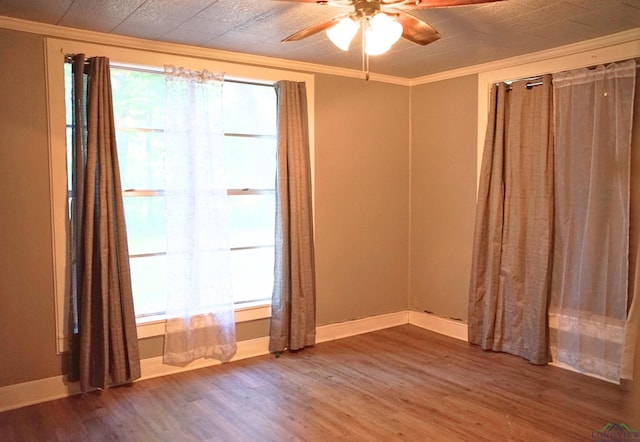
[316,311,408,343]
[139,336,271,381]
[408,310,469,341]
[0,309,463,412]
[548,360,619,384]
[0,375,79,413]
[0,336,272,413]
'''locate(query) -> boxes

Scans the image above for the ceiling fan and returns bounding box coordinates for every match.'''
[279,0,503,78]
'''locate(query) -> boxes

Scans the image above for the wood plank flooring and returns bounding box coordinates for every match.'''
[0,325,637,441]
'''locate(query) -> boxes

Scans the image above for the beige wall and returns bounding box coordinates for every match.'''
[314,74,410,325]
[0,29,64,386]
[409,75,478,322]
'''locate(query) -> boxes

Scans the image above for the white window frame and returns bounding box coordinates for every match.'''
[46,37,315,353]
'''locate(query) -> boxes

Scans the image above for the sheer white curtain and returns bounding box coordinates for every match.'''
[622,69,640,382]
[162,66,236,365]
[550,60,636,381]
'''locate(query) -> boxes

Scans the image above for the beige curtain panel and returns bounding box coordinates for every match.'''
[68,54,141,391]
[269,80,316,353]
[468,76,554,365]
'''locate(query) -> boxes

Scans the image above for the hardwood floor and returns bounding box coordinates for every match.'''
[0,325,636,441]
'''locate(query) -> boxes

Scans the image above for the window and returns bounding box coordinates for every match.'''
[64,65,277,320]
[49,37,314,352]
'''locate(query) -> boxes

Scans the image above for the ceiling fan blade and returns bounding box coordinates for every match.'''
[282,16,345,42]
[399,0,503,8]
[387,9,441,45]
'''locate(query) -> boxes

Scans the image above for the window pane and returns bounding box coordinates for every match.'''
[65,64,73,192]
[225,136,276,189]
[228,195,275,248]
[66,127,72,190]
[123,196,166,255]
[110,68,165,130]
[130,255,167,317]
[64,63,72,127]
[231,247,274,304]
[223,82,276,136]
[116,129,165,190]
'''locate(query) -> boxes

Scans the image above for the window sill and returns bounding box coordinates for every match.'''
[136,302,272,339]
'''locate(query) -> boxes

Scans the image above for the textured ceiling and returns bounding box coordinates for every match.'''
[1,0,639,78]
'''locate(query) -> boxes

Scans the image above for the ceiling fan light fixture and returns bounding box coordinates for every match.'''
[326,16,360,51]
[364,12,402,55]
[282,0,502,79]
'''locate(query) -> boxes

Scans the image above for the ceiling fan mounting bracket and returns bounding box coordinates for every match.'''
[353,0,381,17]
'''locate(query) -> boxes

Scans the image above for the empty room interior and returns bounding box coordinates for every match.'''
[1,0,640,440]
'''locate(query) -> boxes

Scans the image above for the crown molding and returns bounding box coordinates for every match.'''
[2,15,636,89]
[0,15,411,86]
[410,27,640,86]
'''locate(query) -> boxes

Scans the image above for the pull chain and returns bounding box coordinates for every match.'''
[361,20,370,81]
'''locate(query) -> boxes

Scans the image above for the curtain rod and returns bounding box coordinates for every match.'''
[64,54,79,64]
[63,53,275,88]
[503,58,640,89]
[503,76,544,90]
